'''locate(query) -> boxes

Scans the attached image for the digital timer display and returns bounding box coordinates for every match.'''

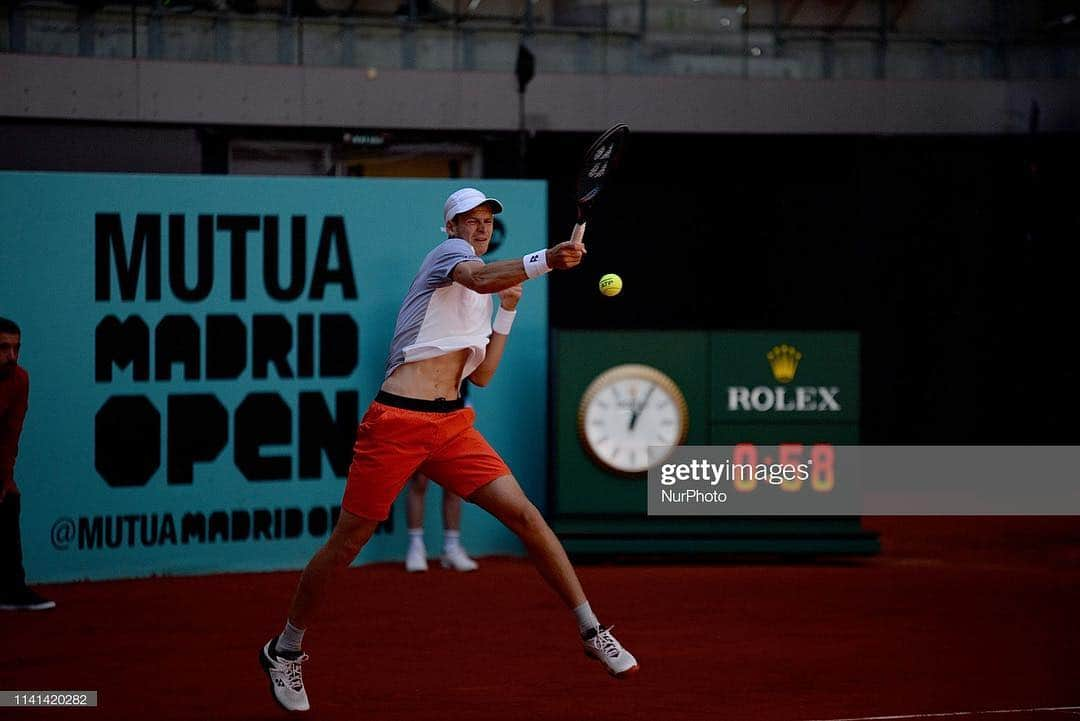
[729,443,837,493]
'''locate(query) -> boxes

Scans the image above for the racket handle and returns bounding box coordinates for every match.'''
[571,221,587,245]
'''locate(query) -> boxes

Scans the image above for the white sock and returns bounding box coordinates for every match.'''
[408,528,425,548]
[443,529,461,553]
[277,619,305,653]
[573,601,600,636]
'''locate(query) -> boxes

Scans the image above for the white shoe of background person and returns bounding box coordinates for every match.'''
[440,544,479,572]
[582,625,639,677]
[405,541,429,572]
[0,588,56,611]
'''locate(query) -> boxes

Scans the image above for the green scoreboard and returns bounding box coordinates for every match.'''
[550,330,878,556]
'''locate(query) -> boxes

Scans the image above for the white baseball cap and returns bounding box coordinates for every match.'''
[443,187,504,225]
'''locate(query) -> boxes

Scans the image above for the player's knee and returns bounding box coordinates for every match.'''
[330,525,374,563]
[510,503,546,538]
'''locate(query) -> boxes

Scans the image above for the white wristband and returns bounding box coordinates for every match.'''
[492,307,517,335]
[523,249,551,279]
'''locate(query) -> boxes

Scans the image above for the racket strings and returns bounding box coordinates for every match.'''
[575,124,629,210]
[586,143,615,179]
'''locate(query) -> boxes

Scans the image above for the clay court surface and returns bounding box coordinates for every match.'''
[4,517,1079,721]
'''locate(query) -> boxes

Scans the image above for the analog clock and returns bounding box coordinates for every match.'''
[577,364,690,475]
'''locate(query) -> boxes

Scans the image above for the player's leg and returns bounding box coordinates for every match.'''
[259,398,434,711]
[405,472,430,572]
[468,475,639,677]
[260,509,379,712]
[288,509,380,627]
[440,490,478,571]
[468,476,582,605]
[423,410,638,676]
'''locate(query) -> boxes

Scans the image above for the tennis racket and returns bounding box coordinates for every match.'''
[572,122,630,243]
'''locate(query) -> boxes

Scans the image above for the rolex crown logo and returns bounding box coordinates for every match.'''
[766,344,803,384]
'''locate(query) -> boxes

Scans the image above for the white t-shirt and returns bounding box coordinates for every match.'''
[383,238,492,385]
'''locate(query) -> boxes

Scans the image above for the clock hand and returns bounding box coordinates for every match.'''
[628,393,641,430]
[628,385,656,431]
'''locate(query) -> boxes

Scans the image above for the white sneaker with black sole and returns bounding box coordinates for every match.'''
[259,637,310,712]
[583,625,639,677]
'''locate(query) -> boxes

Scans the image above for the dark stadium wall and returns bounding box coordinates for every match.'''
[520,131,1080,445]
[0,121,204,173]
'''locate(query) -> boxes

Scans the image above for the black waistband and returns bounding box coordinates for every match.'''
[374,390,465,413]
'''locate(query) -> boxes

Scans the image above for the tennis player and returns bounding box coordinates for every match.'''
[259,188,638,712]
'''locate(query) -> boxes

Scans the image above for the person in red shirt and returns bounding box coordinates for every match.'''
[0,317,54,611]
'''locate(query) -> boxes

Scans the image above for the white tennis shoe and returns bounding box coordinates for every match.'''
[583,625,639,677]
[405,543,429,572]
[440,545,479,572]
[259,638,311,712]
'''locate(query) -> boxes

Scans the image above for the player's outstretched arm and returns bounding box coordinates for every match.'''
[452,232,586,295]
[452,259,526,294]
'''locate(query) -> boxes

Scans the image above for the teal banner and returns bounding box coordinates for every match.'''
[0,172,548,582]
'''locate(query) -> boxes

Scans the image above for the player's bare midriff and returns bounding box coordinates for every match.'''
[380,348,471,401]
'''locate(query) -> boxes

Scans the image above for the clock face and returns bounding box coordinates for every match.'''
[577,364,689,475]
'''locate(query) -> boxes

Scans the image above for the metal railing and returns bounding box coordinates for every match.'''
[3,0,1078,79]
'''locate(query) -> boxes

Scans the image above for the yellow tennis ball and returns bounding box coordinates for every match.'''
[599,273,622,297]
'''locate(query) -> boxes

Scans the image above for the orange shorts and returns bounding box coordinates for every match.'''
[341,393,511,522]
